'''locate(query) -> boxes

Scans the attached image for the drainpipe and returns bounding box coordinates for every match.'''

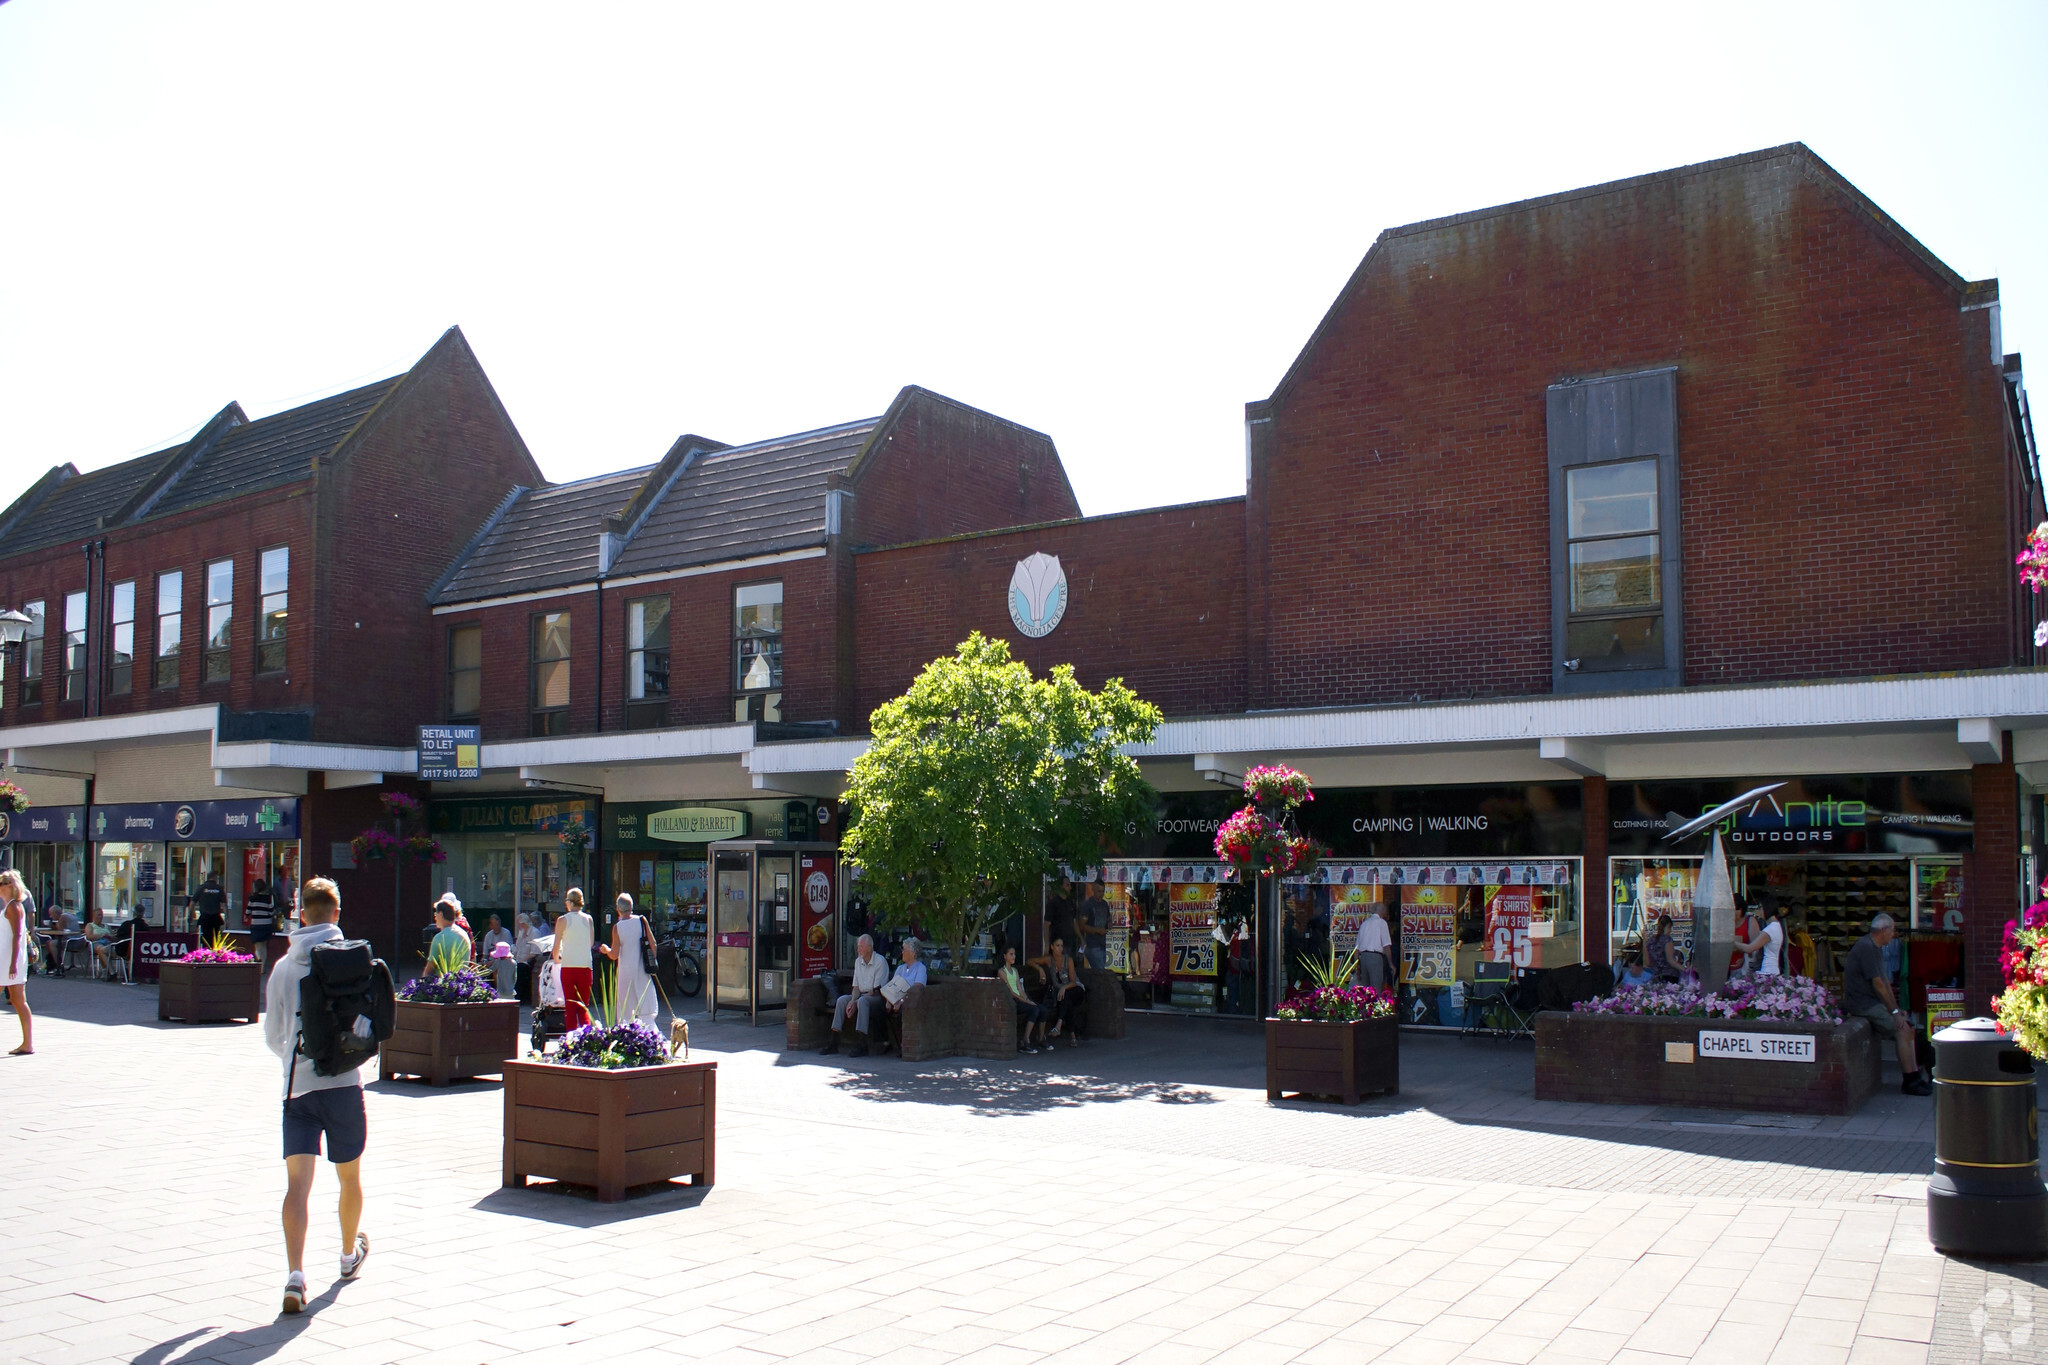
[92,539,107,715]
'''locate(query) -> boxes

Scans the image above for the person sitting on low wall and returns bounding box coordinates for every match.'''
[1000,945,1048,1054]
[880,939,928,1056]
[1843,913,1931,1097]
[824,934,892,1058]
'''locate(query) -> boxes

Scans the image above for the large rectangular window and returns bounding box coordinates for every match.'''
[530,611,571,736]
[626,596,670,729]
[108,580,135,696]
[1564,458,1662,671]
[1547,368,1681,691]
[257,546,288,674]
[20,599,44,705]
[155,572,182,689]
[733,581,782,722]
[204,558,233,683]
[62,590,86,702]
[448,625,481,718]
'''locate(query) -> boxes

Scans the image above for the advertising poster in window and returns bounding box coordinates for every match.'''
[1916,862,1965,932]
[1168,883,1217,978]
[1610,858,1698,958]
[797,853,835,979]
[1104,883,1132,975]
[1486,887,1533,967]
[1400,885,1456,987]
[1328,884,1382,950]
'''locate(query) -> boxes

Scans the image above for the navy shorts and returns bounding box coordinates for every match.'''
[283,1087,367,1163]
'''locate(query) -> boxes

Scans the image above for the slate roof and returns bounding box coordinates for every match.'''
[150,379,400,517]
[604,420,874,579]
[4,446,174,551]
[430,467,654,604]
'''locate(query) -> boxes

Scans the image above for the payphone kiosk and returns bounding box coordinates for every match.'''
[707,840,840,1025]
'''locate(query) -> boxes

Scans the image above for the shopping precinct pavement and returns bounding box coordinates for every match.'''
[2,976,2041,1365]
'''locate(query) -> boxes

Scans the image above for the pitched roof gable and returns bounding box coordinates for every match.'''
[430,466,656,605]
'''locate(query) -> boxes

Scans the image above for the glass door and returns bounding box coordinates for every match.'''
[713,850,754,1012]
[757,853,794,1009]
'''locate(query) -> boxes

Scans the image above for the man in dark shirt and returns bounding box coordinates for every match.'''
[195,874,228,945]
[1843,913,1930,1096]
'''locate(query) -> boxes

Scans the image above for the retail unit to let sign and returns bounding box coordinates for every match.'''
[417,724,482,781]
[1697,1030,1815,1063]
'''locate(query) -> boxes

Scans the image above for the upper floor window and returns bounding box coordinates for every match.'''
[531,611,571,736]
[733,581,782,723]
[1565,459,1661,671]
[448,625,481,719]
[258,546,288,674]
[1547,369,1681,692]
[62,591,86,702]
[626,596,670,729]
[19,599,44,705]
[155,571,182,690]
[108,580,135,696]
[204,558,233,683]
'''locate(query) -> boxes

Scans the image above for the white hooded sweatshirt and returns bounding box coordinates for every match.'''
[262,921,364,1099]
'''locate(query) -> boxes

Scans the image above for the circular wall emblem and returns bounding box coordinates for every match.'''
[1008,552,1068,638]
[173,805,197,838]
[0,811,9,839]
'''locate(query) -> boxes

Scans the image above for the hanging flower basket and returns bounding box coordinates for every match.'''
[0,779,29,815]
[1214,766,1327,880]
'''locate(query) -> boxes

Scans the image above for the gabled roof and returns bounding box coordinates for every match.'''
[0,448,174,553]
[430,467,655,605]
[605,419,875,579]
[147,379,400,518]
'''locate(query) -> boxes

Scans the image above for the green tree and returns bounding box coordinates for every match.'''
[841,632,1162,971]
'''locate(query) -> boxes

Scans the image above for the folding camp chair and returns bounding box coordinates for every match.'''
[1462,961,1539,1037]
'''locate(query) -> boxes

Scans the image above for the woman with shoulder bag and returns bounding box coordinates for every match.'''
[599,893,659,1023]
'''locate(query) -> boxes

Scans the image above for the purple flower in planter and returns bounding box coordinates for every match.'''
[549,1020,669,1070]
[397,964,499,1005]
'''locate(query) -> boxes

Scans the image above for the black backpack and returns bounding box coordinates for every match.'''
[294,939,396,1079]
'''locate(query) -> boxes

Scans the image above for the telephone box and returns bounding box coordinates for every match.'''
[707,840,840,1025]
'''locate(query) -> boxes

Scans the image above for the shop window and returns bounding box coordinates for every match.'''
[257,546,288,674]
[155,571,182,689]
[20,598,43,705]
[530,611,571,736]
[204,558,233,683]
[1547,369,1681,691]
[447,624,481,719]
[62,590,86,702]
[108,580,135,696]
[733,581,782,723]
[626,596,670,729]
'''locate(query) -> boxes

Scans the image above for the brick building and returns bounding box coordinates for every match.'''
[0,328,540,960]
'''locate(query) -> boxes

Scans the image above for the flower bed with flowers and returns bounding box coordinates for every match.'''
[548,1019,670,1070]
[1574,974,1843,1024]
[1275,984,1397,1023]
[179,946,256,965]
[1995,900,2048,1058]
[398,964,498,1005]
[504,1018,716,1200]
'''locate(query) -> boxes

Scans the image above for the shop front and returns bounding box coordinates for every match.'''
[429,794,599,939]
[0,804,88,919]
[87,798,301,934]
[1049,781,1587,1027]
[1607,772,1973,1020]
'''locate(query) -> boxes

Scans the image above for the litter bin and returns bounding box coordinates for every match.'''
[1928,1016,2048,1259]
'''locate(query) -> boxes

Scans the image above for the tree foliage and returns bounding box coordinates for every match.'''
[841,633,1162,967]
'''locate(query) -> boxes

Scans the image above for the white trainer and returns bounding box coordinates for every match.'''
[340,1232,369,1280]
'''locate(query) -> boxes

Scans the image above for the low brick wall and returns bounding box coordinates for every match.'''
[1535,1011,1881,1115]
[1079,968,1127,1041]
[785,974,1021,1061]
[787,976,832,1051]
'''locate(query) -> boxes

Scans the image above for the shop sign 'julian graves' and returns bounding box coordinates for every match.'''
[1008,552,1067,638]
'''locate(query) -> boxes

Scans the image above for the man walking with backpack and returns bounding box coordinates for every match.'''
[263,877,382,1314]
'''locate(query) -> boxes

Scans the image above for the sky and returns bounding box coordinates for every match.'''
[2,2,2044,520]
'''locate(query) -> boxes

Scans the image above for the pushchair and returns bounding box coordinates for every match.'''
[529,958,570,1052]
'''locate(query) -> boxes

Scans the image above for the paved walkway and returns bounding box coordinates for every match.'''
[1,976,2039,1364]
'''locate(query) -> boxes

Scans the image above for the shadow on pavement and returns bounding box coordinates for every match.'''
[826,1062,1222,1114]
[474,1179,711,1227]
[130,1279,346,1365]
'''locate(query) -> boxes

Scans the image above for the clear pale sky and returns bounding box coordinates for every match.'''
[2,2,2043,519]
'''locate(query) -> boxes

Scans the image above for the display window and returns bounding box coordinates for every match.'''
[1047,863,1254,1018]
[96,842,139,922]
[10,844,88,920]
[608,852,707,952]
[1609,857,1700,966]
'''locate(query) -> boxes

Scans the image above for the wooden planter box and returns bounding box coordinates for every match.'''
[1266,1016,1399,1104]
[157,959,262,1024]
[1534,1011,1880,1115]
[380,1000,521,1086]
[502,1057,716,1203]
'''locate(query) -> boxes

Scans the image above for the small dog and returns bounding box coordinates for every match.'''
[668,1018,690,1060]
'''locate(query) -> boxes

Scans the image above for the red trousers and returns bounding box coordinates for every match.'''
[561,966,593,1029]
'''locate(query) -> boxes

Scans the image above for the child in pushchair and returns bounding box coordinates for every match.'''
[530,957,570,1052]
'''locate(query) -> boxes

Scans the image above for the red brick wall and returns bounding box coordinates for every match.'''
[314,337,543,745]
[852,499,1247,724]
[850,389,1080,550]
[1969,738,2018,1016]
[1250,147,2025,710]
[302,774,439,968]
[0,488,318,727]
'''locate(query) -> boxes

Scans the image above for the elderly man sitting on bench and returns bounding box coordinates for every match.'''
[822,934,891,1058]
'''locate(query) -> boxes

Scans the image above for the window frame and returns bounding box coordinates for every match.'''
[108,579,136,697]
[256,545,288,675]
[625,594,671,728]
[1547,368,1683,693]
[447,624,482,720]
[203,557,233,684]
[155,571,183,690]
[529,610,572,737]
[731,579,783,724]
[20,598,44,705]
[62,589,87,703]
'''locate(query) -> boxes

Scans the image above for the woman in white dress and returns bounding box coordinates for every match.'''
[599,892,658,1023]
[1,869,34,1055]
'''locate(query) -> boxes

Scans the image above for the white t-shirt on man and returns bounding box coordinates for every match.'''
[1356,912,1392,958]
